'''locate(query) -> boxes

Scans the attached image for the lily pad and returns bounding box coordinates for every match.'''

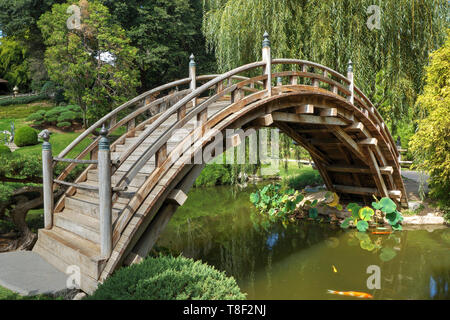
[359,207,375,221]
[379,197,397,214]
[379,247,397,262]
[356,220,369,232]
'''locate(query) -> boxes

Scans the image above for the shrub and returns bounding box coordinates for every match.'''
[0,145,11,155]
[0,94,48,106]
[26,105,82,128]
[14,126,38,147]
[287,169,323,190]
[87,255,246,300]
[194,164,232,187]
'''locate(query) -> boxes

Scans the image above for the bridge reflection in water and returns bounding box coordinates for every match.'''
[156,185,450,300]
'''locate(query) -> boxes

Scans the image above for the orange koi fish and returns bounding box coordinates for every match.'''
[327,289,373,299]
[372,231,392,235]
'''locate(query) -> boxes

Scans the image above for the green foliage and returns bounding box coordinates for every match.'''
[26,105,82,128]
[203,0,447,137]
[343,197,403,232]
[194,164,232,187]
[0,145,11,155]
[250,184,304,226]
[286,169,323,190]
[0,94,48,106]
[410,29,450,208]
[102,0,216,91]
[87,255,246,300]
[14,126,38,147]
[0,37,30,90]
[38,0,140,127]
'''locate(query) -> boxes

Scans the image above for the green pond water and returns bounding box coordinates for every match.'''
[156,184,450,300]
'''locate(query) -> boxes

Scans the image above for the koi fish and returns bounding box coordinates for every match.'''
[327,289,373,299]
[332,265,338,273]
[372,231,392,235]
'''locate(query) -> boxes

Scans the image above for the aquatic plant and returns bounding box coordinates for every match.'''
[341,197,403,232]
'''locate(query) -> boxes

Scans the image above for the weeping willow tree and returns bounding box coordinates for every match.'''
[203,0,448,135]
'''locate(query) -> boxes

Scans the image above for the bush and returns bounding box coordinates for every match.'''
[26,105,82,128]
[287,169,323,190]
[87,255,246,300]
[194,164,232,187]
[0,94,48,106]
[14,126,38,147]
[0,145,11,155]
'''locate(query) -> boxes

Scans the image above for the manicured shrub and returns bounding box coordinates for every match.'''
[87,255,246,300]
[26,105,82,128]
[0,145,11,154]
[14,126,38,147]
[0,94,48,106]
[287,169,323,190]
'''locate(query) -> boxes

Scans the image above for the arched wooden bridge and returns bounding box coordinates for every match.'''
[33,33,407,294]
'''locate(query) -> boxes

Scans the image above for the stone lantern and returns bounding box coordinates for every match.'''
[13,85,19,97]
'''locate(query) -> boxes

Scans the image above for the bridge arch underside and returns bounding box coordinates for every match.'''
[113,86,408,274]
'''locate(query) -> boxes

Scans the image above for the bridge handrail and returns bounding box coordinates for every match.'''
[113,61,266,189]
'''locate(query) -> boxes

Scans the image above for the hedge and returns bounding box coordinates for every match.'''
[0,94,48,106]
[287,169,323,190]
[86,255,246,300]
[14,126,38,147]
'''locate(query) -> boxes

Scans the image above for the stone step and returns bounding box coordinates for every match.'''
[33,227,103,280]
[54,209,100,244]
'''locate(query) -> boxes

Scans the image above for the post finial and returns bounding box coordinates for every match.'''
[39,129,51,142]
[262,31,270,48]
[189,53,196,66]
[347,59,353,73]
[100,123,108,137]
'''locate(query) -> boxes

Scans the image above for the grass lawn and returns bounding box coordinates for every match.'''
[0,285,57,300]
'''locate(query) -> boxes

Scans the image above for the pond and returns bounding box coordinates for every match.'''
[156,184,450,300]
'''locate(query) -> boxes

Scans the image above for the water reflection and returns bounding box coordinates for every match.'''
[155,185,450,300]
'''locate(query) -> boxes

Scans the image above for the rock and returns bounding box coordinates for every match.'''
[72,292,87,300]
[402,213,445,225]
[408,201,421,212]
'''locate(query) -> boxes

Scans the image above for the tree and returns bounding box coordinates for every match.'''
[38,0,140,127]
[101,0,216,91]
[202,0,448,135]
[409,30,450,207]
[0,37,30,90]
[0,0,65,89]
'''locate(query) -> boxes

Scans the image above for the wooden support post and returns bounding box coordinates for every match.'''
[98,125,112,258]
[347,60,354,105]
[320,108,337,117]
[189,54,196,107]
[262,32,272,96]
[231,89,244,103]
[177,105,186,121]
[109,115,117,129]
[253,114,273,127]
[127,118,135,132]
[41,131,53,229]
[290,71,298,85]
[364,146,389,198]
[156,143,167,167]
[197,108,208,136]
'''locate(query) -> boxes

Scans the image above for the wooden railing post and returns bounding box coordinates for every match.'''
[347,59,354,105]
[41,131,53,229]
[189,53,196,107]
[262,31,272,96]
[98,124,112,258]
